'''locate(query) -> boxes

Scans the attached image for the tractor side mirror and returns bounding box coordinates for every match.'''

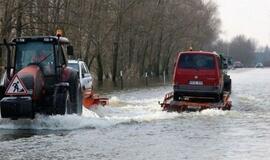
[67,45,74,56]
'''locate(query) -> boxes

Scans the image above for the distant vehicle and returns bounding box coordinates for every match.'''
[68,60,93,92]
[173,51,229,102]
[255,62,264,68]
[233,61,244,68]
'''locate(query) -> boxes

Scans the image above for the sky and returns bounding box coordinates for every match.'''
[214,0,270,47]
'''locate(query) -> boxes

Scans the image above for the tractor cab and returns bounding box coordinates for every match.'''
[11,36,73,88]
[15,37,66,75]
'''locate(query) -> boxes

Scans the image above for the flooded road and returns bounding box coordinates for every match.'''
[1,68,270,160]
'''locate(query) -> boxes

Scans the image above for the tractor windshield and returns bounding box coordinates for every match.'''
[15,41,55,75]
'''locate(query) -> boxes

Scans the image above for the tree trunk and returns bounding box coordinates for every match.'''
[96,46,103,85]
[155,28,163,77]
[1,0,13,39]
[16,1,23,37]
[128,36,134,67]
[112,42,119,83]
[140,41,149,76]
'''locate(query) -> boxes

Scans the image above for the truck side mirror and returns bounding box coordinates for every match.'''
[67,45,74,56]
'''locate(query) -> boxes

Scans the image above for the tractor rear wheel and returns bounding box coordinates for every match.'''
[74,83,82,115]
[69,78,82,115]
[54,91,71,115]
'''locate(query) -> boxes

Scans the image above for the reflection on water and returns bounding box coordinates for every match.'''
[94,77,171,94]
[0,129,69,141]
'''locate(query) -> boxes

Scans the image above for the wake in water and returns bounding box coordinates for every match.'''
[0,108,112,130]
[0,87,236,130]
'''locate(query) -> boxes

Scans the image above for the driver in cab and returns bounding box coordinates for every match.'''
[31,49,54,75]
[32,50,47,63]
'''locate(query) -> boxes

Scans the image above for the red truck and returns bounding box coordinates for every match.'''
[160,50,232,112]
[173,51,225,102]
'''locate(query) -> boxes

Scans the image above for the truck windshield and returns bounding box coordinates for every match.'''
[15,41,55,75]
[67,63,79,71]
[179,54,215,69]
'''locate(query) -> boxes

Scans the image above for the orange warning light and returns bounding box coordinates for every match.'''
[56,29,63,37]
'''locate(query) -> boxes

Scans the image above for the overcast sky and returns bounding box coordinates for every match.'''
[214,0,270,47]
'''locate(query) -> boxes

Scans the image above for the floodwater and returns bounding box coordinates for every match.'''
[1,68,270,160]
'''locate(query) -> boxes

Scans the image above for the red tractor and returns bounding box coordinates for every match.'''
[0,33,82,119]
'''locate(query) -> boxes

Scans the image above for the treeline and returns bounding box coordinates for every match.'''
[0,0,220,84]
[256,46,270,66]
[212,35,257,66]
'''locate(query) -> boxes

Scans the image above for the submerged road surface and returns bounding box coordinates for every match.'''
[0,68,270,160]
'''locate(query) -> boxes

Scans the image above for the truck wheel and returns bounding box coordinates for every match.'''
[214,93,222,102]
[173,92,179,101]
[226,79,231,92]
[224,80,231,92]
[54,91,71,115]
[220,92,224,102]
[224,75,232,92]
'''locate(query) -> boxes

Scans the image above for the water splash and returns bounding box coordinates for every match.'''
[0,84,235,130]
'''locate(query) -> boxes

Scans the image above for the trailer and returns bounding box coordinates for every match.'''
[83,90,109,109]
[160,91,232,112]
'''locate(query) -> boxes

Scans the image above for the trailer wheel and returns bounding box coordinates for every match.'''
[54,91,71,115]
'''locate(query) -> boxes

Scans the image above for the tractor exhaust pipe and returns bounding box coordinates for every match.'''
[3,39,11,80]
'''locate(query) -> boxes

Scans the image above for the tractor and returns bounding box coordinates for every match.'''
[0,31,82,119]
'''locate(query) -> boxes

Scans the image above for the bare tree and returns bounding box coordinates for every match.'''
[0,0,222,84]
